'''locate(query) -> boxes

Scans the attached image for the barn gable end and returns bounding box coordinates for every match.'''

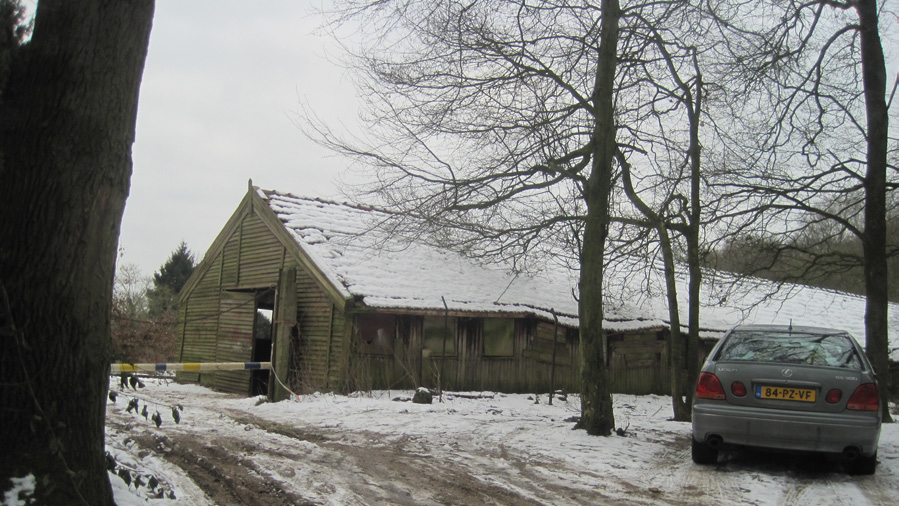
[177,188,351,397]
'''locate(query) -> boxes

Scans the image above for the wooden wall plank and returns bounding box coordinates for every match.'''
[179,192,675,397]
[214,291,255,394]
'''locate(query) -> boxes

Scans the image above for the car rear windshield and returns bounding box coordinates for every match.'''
[716,330,862,369]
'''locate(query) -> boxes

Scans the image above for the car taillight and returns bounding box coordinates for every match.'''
[731,381,747,397]
[825,389,842,404]
[696,372,726,400]
[846,383,879,411]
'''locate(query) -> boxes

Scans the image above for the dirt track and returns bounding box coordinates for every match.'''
[109,411,664,505]
[104,384,897,506]
[107,406,695,505]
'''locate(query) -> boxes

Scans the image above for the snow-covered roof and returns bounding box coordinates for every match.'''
[636,267,899,351]
[261,189,898,357]
[264,190,583,326]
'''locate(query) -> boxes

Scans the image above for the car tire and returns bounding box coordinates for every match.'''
[691,438,718,465]
[846,452,877,475]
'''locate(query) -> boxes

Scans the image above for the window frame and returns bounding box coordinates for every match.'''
[422,315,457,357]
[356,313,397,356]
[483,318,515,357]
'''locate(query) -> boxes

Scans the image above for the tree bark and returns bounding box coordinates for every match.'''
[659,227,691,421]
[618,155,690,421]
[855,0,892,423]
[0,1,154,503]
[685,71,703,413]
[577,0,619,436]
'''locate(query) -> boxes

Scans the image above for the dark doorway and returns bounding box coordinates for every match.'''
[250,290,275,396]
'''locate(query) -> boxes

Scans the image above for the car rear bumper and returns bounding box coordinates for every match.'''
[692,402,881,457]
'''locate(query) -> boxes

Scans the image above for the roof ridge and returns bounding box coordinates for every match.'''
[261,188,398,217]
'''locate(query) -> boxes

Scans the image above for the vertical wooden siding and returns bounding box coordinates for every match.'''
[360,315,669,396]
[210,213,286,394]
[294,252,341,392]
[220,222,239,286]
[232,214,284,288]
[178,200,677,397]
[607,330,668,395]
[179,208,346,395]
[361,316,581,394]
[176,252,223,385]
[327,305,345,388]
[215,291,255,393]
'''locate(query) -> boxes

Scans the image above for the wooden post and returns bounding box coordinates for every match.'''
[269,267,297,401]
[440,296,449,401]
[550,309,558,405]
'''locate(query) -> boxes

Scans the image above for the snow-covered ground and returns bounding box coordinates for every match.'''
[105,378,898,505]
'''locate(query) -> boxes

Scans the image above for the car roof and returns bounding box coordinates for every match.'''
[728,324,850,335]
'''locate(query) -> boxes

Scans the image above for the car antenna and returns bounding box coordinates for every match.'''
[789,319,793,335]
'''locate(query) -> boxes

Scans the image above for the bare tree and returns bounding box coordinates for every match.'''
[312,0,761,425]
[608,2,717,421]
[706,0,896,420]
[310,0,626,434]
[0,1,154,503]
[111,262,179,364]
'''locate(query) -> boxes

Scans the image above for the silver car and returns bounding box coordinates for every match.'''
[691,324,881,474]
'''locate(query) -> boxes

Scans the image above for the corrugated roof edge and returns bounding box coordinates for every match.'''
[252,187,896,355]
[260,189,399,217]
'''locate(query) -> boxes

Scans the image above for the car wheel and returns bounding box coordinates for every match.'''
[691,438,718,465]
[846,452,877,475]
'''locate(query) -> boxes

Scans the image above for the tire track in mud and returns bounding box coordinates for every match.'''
[211,410,685,505]
[108,386,669,504]
[230,412,552,505]
[111,406,558,505]
[654,439,734,504]
[485,441,672,505]
[651,435,893,506]
[107,387,897,506]
[131,431,317,506]
[108,388,672,504]
[617,432,729,506]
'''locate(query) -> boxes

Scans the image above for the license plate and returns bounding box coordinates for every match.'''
[755,385,816,402]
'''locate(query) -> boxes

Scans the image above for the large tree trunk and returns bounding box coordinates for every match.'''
[856,0,892,423]
[579,190,616,435]
[577,0,619,436]
[0,1,154,503]
[685,73,703,413]
[685,226,701,411]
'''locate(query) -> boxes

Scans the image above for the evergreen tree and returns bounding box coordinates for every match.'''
[255,310,272,341]
[147,241,195,316]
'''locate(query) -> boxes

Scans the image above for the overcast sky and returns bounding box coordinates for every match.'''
[20,1,897,279]
[119,0,359,276]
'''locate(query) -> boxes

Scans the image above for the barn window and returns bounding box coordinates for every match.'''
[423,316,456,356]
[356,314,395,355]
[483,318,514,357]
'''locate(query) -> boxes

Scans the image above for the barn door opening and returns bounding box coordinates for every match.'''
[250,290,275,396]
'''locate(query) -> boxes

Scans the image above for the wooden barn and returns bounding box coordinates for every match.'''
[177,184,897,401]
[175,185,679,400]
